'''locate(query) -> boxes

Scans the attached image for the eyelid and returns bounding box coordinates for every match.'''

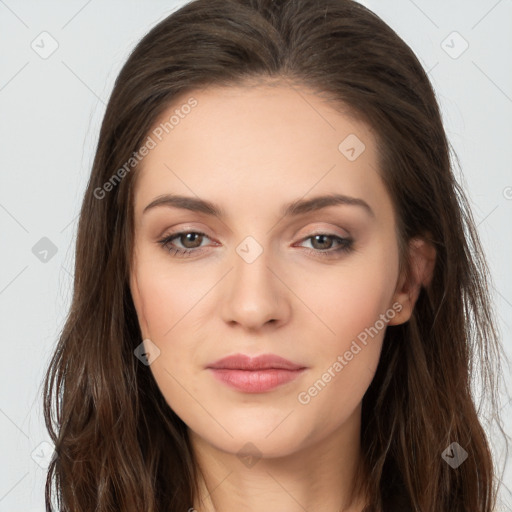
[157,224,215,240]
[294,223,351,240]
[159,226,349,245]
[161,229,217,247]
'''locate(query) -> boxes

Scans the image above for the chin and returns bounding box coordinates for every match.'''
[189,415,313,460]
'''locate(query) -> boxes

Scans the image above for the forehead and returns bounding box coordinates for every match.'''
[133,83,390,222]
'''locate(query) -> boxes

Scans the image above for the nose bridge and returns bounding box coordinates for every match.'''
[220,235,289,329]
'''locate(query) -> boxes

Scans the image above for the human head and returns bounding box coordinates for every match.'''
[44,1,502,511]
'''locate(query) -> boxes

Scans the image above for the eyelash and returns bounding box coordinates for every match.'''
[157,231,354,259]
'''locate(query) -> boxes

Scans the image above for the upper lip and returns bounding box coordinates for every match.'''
[207,353,305,371]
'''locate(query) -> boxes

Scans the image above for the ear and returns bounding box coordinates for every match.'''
[388,237,436,326]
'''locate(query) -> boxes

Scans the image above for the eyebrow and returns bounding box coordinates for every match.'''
[142,193,375,218]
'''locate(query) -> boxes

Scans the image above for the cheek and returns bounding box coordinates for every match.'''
[290,243,398,412]
[130,254,219,387]
[130,261,206,419]
[290,244,399,347]
[131,257,211,340]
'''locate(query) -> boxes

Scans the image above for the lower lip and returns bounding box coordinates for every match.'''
[208,368,306,393]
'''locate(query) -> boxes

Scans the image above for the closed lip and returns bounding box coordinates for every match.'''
[206,353,306,371]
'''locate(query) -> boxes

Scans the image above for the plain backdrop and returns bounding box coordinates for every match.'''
[0,1,511,510]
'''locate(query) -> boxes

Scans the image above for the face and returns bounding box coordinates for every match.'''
[129,83,410,459]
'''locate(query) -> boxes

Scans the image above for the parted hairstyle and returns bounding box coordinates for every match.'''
[43,0,507,510]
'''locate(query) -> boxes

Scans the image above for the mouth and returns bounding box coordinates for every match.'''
[206,353,307,393]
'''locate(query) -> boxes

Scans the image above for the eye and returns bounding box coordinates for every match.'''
[296,233,354,258]
[157,231,353,259]
[157,231,213,257]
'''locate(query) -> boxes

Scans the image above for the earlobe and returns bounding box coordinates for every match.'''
[388,237,436,326]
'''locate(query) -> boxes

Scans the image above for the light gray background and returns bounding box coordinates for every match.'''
[0,1,511,510]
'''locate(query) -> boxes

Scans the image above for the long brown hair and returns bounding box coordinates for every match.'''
[43,0,507,510]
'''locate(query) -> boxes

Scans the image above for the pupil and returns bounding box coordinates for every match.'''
[183,233,202,248]
[313,235,332,250]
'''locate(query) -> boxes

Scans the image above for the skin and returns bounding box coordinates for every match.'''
[129,82,435,512]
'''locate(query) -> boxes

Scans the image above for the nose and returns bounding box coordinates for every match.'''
[219,245,291,331]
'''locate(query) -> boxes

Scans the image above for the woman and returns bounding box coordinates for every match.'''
[43,0,507,510]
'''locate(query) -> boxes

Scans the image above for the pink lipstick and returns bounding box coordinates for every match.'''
[206,353,307,393]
